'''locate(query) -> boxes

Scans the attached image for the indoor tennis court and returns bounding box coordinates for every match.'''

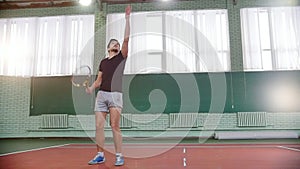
[1,138,300,169]
[1,0,300,169]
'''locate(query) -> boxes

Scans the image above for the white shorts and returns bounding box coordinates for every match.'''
[94,90,123,113]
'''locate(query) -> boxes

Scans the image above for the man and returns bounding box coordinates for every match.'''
[86,5,131,166]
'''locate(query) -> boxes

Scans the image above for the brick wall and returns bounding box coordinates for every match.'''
[0,76,31,134]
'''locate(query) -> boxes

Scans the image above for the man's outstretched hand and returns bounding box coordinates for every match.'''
[125,5,131,18]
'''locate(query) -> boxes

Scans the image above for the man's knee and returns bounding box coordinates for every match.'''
[95,122,106,130]
[110,121,120,131]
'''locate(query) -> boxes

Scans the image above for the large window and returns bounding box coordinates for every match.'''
[106,9,230,74]
[241,7,300,71]
[0,15,94,76]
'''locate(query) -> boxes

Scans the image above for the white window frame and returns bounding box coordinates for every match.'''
[106,9,231,74]
[0,15,94,77]
[241,7,300,71]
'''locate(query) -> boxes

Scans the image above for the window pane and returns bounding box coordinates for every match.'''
[0,15,94,76]
[107,9,230,74]
[262,51,272,70]
[146,14,162,51]
[144,53,163,73]
[258,9,271,50]
[241,7,300,71]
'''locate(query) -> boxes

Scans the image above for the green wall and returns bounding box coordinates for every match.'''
[29,71,300,115]
[125,71,300,113]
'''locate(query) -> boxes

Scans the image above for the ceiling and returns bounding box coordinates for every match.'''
[0,0,190,10]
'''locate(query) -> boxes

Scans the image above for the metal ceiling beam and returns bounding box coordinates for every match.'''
[0,0,79,9]
[0,0,191,10]
[101,0,190,4]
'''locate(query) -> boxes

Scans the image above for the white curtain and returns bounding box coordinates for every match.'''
[107,12,162,74]
[106,9,230,74]
[0,15,94,77]
[241,8,263,70]
[241,7,300,71]
[0,18,37,76]
[165,11,196,73]
[165,10,230,73]
[270,7,300,70]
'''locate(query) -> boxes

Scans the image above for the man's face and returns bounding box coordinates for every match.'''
[108,40,120,53]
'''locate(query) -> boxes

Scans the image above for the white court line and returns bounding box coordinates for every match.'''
[0,144,70,157]
[182,147,187,167]
[277,146,300,152]
[137,144,282,148]
[183,157,186,167]
[59,144,283,149]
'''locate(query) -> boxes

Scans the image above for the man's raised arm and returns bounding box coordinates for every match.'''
[121,5,131,58]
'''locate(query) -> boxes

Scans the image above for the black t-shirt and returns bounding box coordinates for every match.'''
[99,52,126,92]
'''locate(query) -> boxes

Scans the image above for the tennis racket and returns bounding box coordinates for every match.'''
[71,65,91,87]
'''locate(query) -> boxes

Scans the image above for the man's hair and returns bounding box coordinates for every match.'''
[107,39,119,49]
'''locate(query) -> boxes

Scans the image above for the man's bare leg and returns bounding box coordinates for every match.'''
[95,112,107,152]
[88,112,107,165]
[109,107,122,153]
